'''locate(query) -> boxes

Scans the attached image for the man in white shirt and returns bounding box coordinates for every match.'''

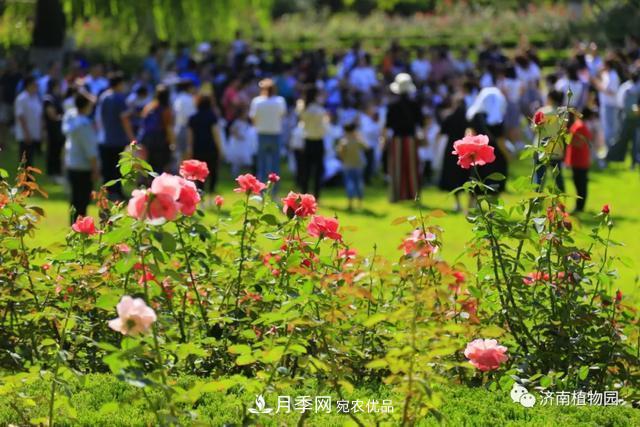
[173,79,196,162]
[249,78,286,185]
[15,75,43,168]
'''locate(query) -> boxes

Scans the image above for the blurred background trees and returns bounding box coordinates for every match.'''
[0,0,637,66]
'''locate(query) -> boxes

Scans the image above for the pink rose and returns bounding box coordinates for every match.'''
[72,216,98,235]
[282,192,317,217]
[148,192,179,222]
[151,173,182,200]
[268,172,280,183]
[307,215,341,241]
[127,189,149,219]
[116,243,131,253]
[233,173,266,195]
[214,195,224,207]
[108,295,157,336]
[464,338,508,371]
[176,178,200,216]
[179,159,209,182]
[452,134,496,169]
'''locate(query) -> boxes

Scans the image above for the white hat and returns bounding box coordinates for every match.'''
[390,73,416,95]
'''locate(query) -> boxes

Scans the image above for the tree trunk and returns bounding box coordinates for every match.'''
[31,0,66,72]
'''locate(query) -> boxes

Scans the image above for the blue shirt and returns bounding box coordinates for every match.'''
[100,91,129,147]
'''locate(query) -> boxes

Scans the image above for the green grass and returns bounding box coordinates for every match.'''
[1,373,638,426]
[2,141,639,297]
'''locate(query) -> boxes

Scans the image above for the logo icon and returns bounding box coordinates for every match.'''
[248,394,274,414]
[511,383,536,408]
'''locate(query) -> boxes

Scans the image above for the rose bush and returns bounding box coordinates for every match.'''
[0,116,638,426]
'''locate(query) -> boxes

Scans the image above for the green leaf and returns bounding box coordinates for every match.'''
[363,313,387,327]
[40,338,57,347]
[96,293,121,311]
[578,365,589,380]
[161,233,177,252]
[176,342,207,359]
[98,402,119,415]
[261,214,278,225]
[235,354,256,366]
[228,344,251,355]
[261,346,284,363]
[338,380,354,394]
[365,359,388,369]
[484,172,506,182]
[200,378,237,393]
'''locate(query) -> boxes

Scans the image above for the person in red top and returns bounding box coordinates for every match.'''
[565,108,594,212]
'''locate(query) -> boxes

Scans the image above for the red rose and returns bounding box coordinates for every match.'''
[72,216,98,235]
[307,215,342,241]
[615,290,622,303]
[233,174,266,195]
[533,111,545,126]
[268,172,280,183]
[451,134,496,169]
[601,204,610,214]
[282,192,317,217]
[179,160,209,182]
[214,195,224,207]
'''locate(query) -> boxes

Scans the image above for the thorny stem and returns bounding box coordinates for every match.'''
[176,221,208,329]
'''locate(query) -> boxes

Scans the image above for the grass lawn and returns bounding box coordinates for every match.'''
[2,142,639,297]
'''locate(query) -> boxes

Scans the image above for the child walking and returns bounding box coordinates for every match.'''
[337,122,368,210]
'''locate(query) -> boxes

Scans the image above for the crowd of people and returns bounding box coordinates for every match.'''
[1,32,640,219]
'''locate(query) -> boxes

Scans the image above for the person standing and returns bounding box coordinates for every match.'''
[187,95,223,195]
[592,58,621,149]
[14,75,43,168]
[98,72,134,200]
[297,88,327,198]
[173,79,196,163]
[437,96,469,212]
[43,79,65,183]
[384,73,424,202]
[249,78,286,184]
[607,70,640,166]
[565,109,594,213]
[63,93,99,222]
[139,85,174,174]
[358,102,381,184]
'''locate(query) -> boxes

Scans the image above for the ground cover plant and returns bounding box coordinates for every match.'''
[0,111,639,426]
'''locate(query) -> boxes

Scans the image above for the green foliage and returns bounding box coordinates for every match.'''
[1,111,639,424]
[1,373,638,426]
[458,107,640,398]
